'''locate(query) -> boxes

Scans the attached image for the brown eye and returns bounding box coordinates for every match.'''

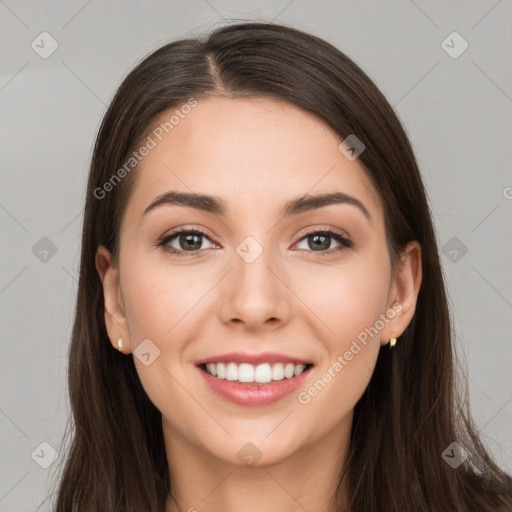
[159,229,215,255]
[295,230,352,254]
[177,232,203,251]
[306,233,331,251]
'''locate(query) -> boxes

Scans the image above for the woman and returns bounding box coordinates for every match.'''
[45,21,512,511]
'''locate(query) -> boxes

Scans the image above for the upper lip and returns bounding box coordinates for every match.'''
[195,352,313,366]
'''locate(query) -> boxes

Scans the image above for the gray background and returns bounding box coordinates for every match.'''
[1,0,511,510]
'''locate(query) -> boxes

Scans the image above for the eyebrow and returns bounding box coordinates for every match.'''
[143,190,371,222]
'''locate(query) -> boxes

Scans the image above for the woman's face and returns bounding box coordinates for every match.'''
[97,96,420,468]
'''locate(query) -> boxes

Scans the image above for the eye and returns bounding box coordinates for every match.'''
[294,229,353,255]
[158,229,216,256]
[157,227,352,257]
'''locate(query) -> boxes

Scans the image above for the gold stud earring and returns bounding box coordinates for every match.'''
[117,337,124,352]
[389,337,397,349]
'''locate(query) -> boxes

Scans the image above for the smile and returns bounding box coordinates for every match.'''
[195,352,314,406]
[201,361,312,384]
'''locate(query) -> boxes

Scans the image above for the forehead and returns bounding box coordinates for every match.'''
[126,96,383,222]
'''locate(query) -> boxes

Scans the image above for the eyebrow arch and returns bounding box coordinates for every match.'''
[282,192,371,221]
[143,191,371,222]
[143,191,227,217]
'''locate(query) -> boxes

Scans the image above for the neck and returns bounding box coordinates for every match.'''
[163,414,352,512]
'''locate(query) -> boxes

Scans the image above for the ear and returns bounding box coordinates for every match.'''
[380,240,422,345]
[95,245,131,353]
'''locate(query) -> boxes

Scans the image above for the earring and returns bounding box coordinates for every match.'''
[117,337,124,352]
[389,337,397,349]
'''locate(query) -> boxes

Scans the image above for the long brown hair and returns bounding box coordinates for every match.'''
[42,21,512,511]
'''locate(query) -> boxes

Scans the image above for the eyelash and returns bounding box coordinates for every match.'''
[156,227,353,257]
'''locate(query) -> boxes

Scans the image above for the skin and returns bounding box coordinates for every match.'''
[96,97,422,512]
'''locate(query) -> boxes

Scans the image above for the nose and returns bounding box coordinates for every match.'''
[217,242,292,332]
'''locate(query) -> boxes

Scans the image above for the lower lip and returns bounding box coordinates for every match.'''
[197,365,313,406]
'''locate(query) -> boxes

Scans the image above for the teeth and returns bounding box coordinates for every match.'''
[272,363,285,381]
[254,364,272,383]
[203,362,310,383]
[238,363,255,383]
[294,364,306,376]
[226,362,238,381]
[216,362,226,379]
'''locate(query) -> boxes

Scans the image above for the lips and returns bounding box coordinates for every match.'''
[195,352,314,406]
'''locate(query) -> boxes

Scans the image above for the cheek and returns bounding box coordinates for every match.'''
[294,258,390,345]
[291,259,388,410]
[120,260,207,425]
[122,258,208,345]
